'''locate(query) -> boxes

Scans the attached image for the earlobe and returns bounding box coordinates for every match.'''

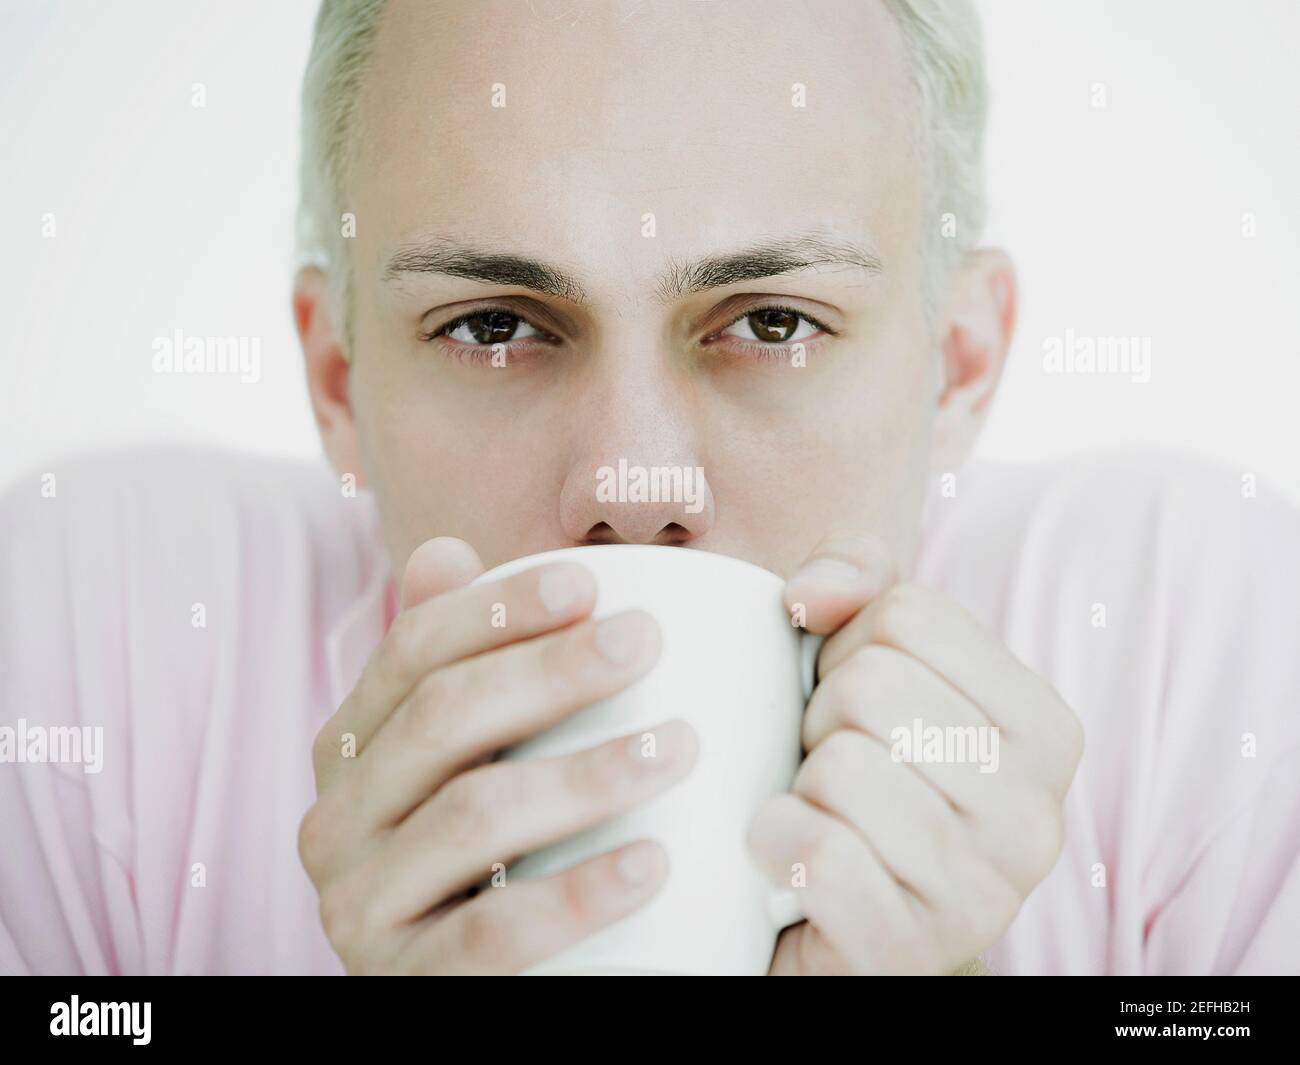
[928,249,1017,470]
[293,267,365,483]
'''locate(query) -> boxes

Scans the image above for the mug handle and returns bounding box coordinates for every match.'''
[764,630,825,931]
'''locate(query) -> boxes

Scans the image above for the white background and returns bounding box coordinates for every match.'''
[2,0,1297,502]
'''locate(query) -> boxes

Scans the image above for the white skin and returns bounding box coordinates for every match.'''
[293,0,1083,974]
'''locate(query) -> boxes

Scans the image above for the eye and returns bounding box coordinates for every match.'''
[433,309,546,346]
[717,305,831,346]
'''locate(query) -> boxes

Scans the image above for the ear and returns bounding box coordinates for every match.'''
[293,266,366,485]
[928,248,1017,471]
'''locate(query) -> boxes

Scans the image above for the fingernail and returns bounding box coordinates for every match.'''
[538,565,584,614]
[617,842,658,885]
[595,613,643,664]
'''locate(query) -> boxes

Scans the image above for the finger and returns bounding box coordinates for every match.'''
[398,840,669,975]
[350,609,663,830]
[793,734,1024,960]
[747,791,913,970]
[803,644,1016,811]
[782,530,895,639]
[819,583,1074,744]
[793,728,1002,916]
[313,535,484,791]
[400,536,485,611]
[802,653,1066,897]
[361,723,696,931]
[362,719,697,927]
[313,559,598,791]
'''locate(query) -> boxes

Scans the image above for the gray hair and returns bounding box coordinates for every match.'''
[295,0,987,350]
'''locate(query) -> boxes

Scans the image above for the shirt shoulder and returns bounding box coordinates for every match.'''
[919,448,1300,762]
[917,450,1299,695]
[0,445,385,861]
[0,444,384,647]
[919,451,1300,973]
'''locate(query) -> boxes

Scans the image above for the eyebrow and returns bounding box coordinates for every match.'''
[656,233,883,302]
[383,231,883,305]
[383,238,589,303]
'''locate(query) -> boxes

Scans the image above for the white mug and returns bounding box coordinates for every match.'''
[472,544,821,975]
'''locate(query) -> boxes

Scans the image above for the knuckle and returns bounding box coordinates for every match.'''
[313,720,357,779]
[845,642,891,680]
[564,740,627,800]
[559,859,614,927]
[385,610,426,682]
[539,627,591,704]
[928,808,966,863]
[831,651,889,731]
[297,803,328,875]
[871,583,929,648]
[309,773,357,843]
[437,772,499,845]
[860,536,897,584]
[317,875,363,948]
[310,720,338,775]
[404,675,448,740]
[803,818,853,878]
[796,730,857,803]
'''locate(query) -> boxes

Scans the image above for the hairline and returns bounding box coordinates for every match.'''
[296,0,985,355]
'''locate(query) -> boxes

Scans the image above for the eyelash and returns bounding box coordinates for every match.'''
[417,305,556,363]
[419,302,836,363]
[710,303,837,360]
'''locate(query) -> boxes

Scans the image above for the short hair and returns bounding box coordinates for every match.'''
[295,0,987,352]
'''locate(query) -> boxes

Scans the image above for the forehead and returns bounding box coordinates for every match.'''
[351,0,918,289]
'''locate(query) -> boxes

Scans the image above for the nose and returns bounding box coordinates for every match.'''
[557,361,716,545]
[560,456,715,544]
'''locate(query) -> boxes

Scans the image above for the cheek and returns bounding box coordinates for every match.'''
[352,370,564,564]
[811,312,934,472]
[749,321,934,566]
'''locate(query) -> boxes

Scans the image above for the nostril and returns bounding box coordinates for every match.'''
[657,523,691,545]
[580,521,692,546]
[582,522,621,545]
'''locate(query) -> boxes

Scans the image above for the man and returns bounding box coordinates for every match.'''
[1,0,1296,975]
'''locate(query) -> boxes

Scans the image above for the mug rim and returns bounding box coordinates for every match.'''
[474,543,786,590]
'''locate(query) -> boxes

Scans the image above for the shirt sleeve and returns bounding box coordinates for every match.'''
[1144,748,1300,974]
[0,468,142,975]
[1138,469,1300,974]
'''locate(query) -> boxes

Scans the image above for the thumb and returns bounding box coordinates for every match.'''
[782,530,895,635]
[399,536,485,611]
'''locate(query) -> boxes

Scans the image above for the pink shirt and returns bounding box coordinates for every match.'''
[2,446,1297,975]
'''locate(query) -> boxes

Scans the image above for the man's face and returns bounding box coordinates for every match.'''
[344,0,938,578]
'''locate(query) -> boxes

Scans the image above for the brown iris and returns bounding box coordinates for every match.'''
[462,311,521,345]
[745,308,800,342]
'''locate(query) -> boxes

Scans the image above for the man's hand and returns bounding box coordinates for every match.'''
[298,537,698,974]
[749,533,1084,975]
